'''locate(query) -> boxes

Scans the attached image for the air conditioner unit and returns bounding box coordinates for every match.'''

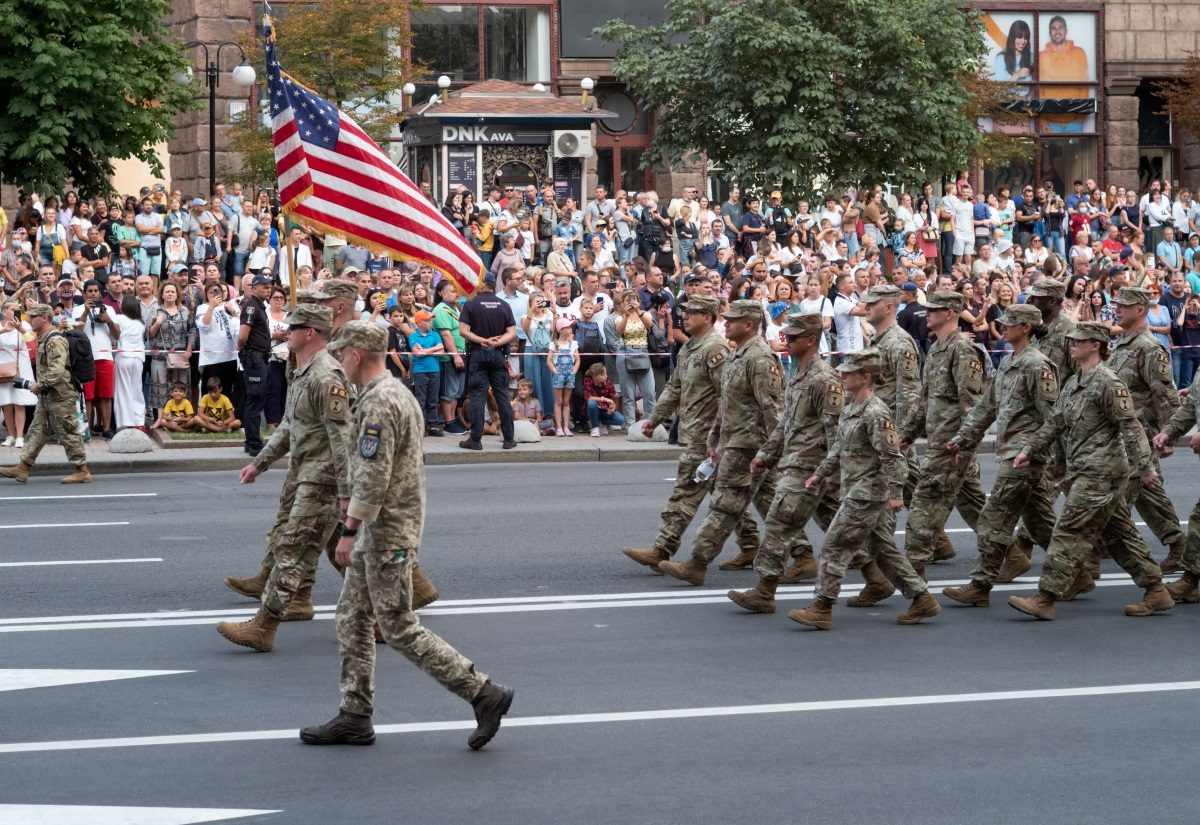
[553,129,593,159]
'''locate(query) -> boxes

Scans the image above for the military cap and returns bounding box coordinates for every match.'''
[781,312,824,337]
[311,279,359,302]
[921,290,965,312]
[24,304,53,318]
[296,288,319,305]
[336,320,388,354]
[1027,278,1066,299]
[997,304,1043,327]
[723,299,764,320]
[836,348,881,374]
[283,304,333,331]
[684,294,720,316]
[861,283,902,304]
[1065,321,1110,343]
[1112,286,1154,307]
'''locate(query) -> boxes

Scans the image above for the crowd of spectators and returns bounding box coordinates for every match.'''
[2,171,1198,448]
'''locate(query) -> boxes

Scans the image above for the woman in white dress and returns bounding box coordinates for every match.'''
[0,300,36,447]
[112,294,147,430]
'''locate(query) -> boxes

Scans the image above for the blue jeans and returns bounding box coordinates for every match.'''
[1049,231,1065,258]
[1179,356,1198,391]
[617,238,635,264]
[586,400,625,429]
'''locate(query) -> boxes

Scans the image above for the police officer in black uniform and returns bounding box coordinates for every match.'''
[238,273,272,456]
[457,272,517,451]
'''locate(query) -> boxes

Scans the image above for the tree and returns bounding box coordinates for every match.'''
[1155,52,1200,144]
[229,0,419,186]
[0,0,196,197]
[597,0,989,197]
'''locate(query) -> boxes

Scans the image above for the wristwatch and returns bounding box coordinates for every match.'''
[337,523,358,538]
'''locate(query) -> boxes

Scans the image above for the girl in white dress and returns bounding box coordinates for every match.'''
[0,300,36,447]
[112,294,147,430]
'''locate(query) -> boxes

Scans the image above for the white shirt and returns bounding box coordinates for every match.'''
[798,295,834,353]
[195,302,239,367]
[895,205,918,234]
[943,195,976,242]
[832,292,863,354]
[113,314,145,360]
[72,304,114,361]
[1172,201,1199,234]
[278,242,313,287]
[818,207,843,231]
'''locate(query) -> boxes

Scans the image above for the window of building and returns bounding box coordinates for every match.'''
[411,5,481,82]
[410,3,550,85]
[485,6,550,83]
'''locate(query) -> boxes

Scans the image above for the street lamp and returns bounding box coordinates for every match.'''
[437,75,451,103]
[580,77,594,106]
[182,41,258,198]
[403,82,416,110]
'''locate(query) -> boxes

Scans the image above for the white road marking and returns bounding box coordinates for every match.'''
[1,680,1196,754]
[0,575,1153,633]
[0,805,278,824]
[0,493,157,502]
[0,522,130,530]
[0,669,190,693]
[0,558,161,568]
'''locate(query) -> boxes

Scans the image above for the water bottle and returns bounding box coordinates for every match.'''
[693,457,716,484]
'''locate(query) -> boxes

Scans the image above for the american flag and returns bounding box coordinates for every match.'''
[263,13,482,295]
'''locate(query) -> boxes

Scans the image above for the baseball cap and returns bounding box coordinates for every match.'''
[413,309,433,323]
[250,274,273,286]
[555,317,574,331]
[56,278,74,288]
[191,198,206,207]
[171,263,189,275]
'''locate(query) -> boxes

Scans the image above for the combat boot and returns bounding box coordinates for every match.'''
[1008,589,1056,620]
[942,580,992,607]
[224,567,271,599]
[896,592,941,625]
[1166,571,1200,603]
[411,563,439,610]
[281,586,315,622]
[299,710,375,746]
[717,548,757,571]
[60,465,91,484]
[1160,538,1186,575]
[779,554,818,584]
[1060,569,1095,601]
[469,681,515,750]
[0,460,31,483]
[658,557,707,586]
[727,577,779,614]
[216,607,280,652]
[1124,582,1174,617]
[624,546,670,571]
[787,600,833,630]
[847,561,896,607]
[932,531,957,562]
[995,538,1033,583]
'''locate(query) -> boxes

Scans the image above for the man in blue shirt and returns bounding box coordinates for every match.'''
[1157,225,1184,277]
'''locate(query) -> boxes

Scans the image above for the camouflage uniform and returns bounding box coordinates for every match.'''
[751,314,843,579]
[870,305,921,505]
[336,323,487,717]
[899,292,987,568]
[1019,323,1162,598]
[688,301,782,566]
[1099,287,1185,554]
[950,305,1058,585]
[1158,368,1200,577]
[18,319,88,468]
[641,296,763,558]
[810,350,928,604]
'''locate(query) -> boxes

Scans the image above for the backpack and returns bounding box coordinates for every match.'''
[578,322,602,355]
[50,330,96,387]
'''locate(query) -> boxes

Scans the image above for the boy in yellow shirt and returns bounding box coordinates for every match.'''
[194,377,242,433]
[153,383,196,431]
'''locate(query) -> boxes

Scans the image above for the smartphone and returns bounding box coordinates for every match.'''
[595,296,604,305]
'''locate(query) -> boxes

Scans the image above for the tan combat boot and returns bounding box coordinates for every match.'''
[216,607,280,652]
[0,460,31,483]
[1166,571,1200,604]
[623,546,670,571]
[225,567,271,599]
[779,553,818,584]
[932,531,957,562]
[411,563,439,610]
[1008,589,1056,620]
[1124,582,1174,617]
[658,557,707,586]
[282,586,315,621]
[788,600,833,630]
[1060,569,1095,601]
[996,538,1033,583]
[718,548,757,571]
[727,577,779,614]
[1160,538,1186,575]
[896,592,941,625]
[60,465,91,484]
[942,580,992,607]
[847,561,896,607]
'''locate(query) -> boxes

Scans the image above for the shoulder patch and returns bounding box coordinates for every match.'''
[899,348,918,378]
[963,353,984,393]
[880,416,898,448]
[1156,349,1171,378]
[707,348,726,369]
[1112,385,1135,419]
[359,424,381,459]
[1038,367,1058,401]
[824,381,844,414]
[330,386,348,398]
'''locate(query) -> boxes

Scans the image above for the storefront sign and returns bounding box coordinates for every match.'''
[440,125,552,145]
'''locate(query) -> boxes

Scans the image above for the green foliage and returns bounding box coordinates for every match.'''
[598,0,989,198]
[1155,52,1200,144]
[0,0,197,196]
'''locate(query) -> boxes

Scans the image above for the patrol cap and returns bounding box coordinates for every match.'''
[723,299,764,320]
[1065,321,1110,343]
[24,304,53,318]
[1027,278,1066,299]
[684,294,720,317]
[1113,286,1154,307]
[836,348,881,374]
[283,303,333,331]
[921,290,965,312]
[336,320,388,354]
[312,279,359,302]
[781,312,824,337]
[998,304,1042,327]
[861,283,902,304]
[296,289,319,305]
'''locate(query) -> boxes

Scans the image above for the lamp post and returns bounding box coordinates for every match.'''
[181,41,258,197]
[403,82,416,110]
[437,75,452,103]
[580,77,594,106]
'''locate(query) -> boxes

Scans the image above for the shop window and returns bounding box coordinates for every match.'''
[412,5,481,82]
[484,6,550,83]
[983,158,1035,197]
[1137,81,1171,147]
[1039,137,1096,195]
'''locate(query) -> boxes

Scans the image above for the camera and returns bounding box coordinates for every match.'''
[649,292,671,308]
[11,377,33,390]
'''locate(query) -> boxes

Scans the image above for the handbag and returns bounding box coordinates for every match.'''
[167,351,189,369]
[53,243,68,267]
[921,228,938,241]
[0,360,16,381]
[624,350,651,373]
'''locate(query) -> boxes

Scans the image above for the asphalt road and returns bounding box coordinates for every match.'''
[3,458,1200,824]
